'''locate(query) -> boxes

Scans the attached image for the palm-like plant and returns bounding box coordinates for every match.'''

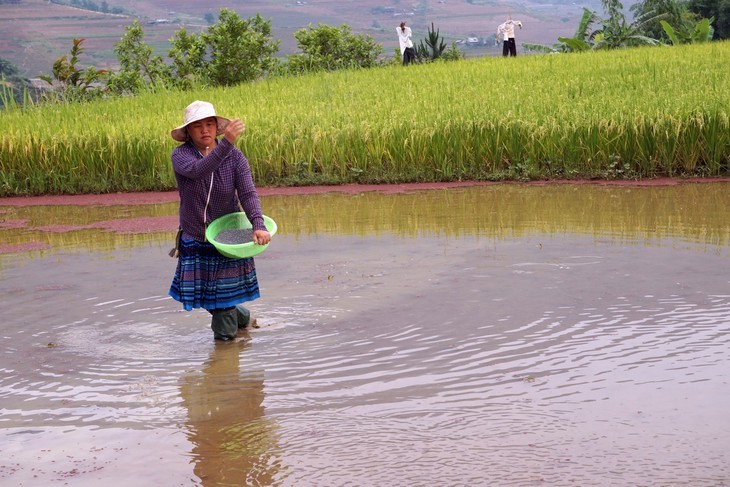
[524,0,663,52]
[416,22,447,61]
[592,0,663,49]
[661,17,715,43]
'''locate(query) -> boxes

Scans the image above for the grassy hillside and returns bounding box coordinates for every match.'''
[2,0,593,78]
[1,42,728,196]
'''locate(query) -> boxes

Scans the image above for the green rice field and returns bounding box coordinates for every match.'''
[1,42,729,196]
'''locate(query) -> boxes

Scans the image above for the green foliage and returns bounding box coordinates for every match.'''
[557,37,593,51]
[631,0,722,42]
[630,0,690,40]
[692,17,716,40]
[284,23,384,74]
[30,11,464,106]
[527,0,717,52]
[167,27,208,89]
[441,42,466,61]
[203,10,280,86]
[416,22,447,61]
[661,17,715,43]
[106,21,172,96]
[592,0,662,49]
[525,0,663,52]
[107,10,280,90]
[686,0,729,39]
[38,38,108,103]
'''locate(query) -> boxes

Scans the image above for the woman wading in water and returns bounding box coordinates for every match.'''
[168,100,271,341]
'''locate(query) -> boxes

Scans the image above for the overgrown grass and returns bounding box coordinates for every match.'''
[1,42,729,196]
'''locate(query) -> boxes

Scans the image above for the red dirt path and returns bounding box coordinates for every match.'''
[3,178,728,208]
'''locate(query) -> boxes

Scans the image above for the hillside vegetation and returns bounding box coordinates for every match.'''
[2,0,586,78]
[1,41,728,196]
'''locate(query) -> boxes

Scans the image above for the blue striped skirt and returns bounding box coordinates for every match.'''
[169,236,260,311]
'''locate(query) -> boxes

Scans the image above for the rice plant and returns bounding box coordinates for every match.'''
[0,42,728,196]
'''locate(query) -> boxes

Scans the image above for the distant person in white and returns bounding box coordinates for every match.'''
[497,18,523,57]
[397,21,416,65]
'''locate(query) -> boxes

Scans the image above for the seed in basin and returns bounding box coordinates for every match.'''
[216,228,254,245]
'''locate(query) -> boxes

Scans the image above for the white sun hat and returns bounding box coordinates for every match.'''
[170,100,231,142]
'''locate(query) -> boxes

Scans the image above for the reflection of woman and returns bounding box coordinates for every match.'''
[168,100,271,341]
[180,335,279,485]
[397,21,416,65]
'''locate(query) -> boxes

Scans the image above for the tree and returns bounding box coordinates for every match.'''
[592,0,662,49]
[106,20,172,95]
[285,23,384,74]
[202,9,280,86]
[686,0,728,39]
[168,27,208,89]
[524,0,662,52]
[630,0,690,40]
[38,38,108,102]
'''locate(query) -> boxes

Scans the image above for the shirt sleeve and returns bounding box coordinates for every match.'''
[172,140,235,180]
[229,142,266,232]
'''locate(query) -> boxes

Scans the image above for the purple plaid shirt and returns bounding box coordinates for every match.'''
[171,138,265,241]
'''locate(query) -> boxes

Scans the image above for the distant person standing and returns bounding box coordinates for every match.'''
[497,18,523,57]
[397,21,416,65]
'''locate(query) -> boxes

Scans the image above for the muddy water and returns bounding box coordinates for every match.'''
[1,183,729,486]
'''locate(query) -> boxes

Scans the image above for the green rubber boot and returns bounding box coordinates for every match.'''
[210,308,238,341]
[235,305,258,329]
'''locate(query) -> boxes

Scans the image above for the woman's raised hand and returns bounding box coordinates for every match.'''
[224,118,246,144]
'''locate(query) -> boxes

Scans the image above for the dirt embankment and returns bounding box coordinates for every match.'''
[2,178,726,208]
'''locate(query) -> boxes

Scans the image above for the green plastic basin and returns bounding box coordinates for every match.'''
[205,212,277,259]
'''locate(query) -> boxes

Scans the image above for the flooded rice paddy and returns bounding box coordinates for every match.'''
[1,182,729,486]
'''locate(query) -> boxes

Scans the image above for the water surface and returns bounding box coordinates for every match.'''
[1,183,729,486]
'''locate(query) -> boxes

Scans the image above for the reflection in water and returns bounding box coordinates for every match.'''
[180,334,280,486]
[2,182,730,257]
